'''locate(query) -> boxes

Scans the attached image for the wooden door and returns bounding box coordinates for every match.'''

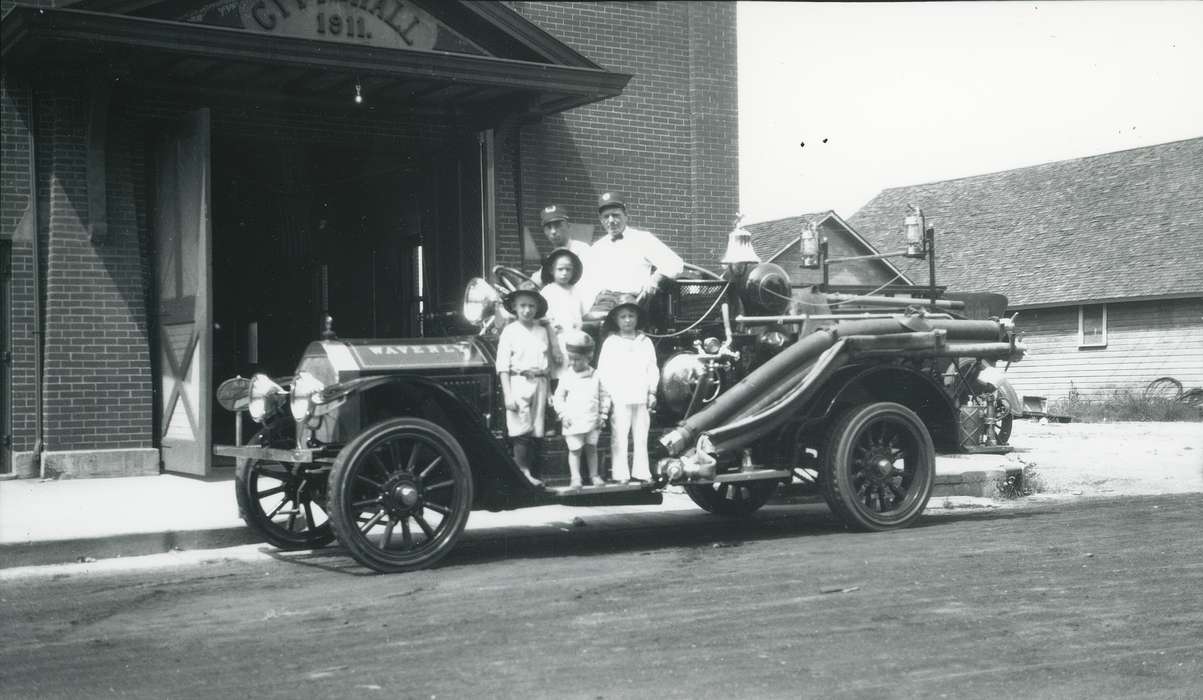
[155,109,212,476]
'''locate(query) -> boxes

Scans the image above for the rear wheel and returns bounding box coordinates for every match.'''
[822,402,935,531]
[328,417,474,573]
[235,432,333,550]
[685,480,778,517]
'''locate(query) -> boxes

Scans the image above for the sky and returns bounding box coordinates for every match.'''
[737,1,1203,224]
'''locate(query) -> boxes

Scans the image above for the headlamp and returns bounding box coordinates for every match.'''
[462,277,501,326]
[248,373,285,423]
[290,371,326,422]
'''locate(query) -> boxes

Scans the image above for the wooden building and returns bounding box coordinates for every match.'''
[0,1,739,477]
[849,137,1203,401]
[745,210,911,289]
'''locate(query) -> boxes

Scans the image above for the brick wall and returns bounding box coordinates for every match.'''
[1,71,37,459]
[502,1,739,268]
[0,1,739,470]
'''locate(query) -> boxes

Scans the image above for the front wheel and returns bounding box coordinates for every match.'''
[235,432,334,550]
[685,480,778,517]
[822,402,935,531]
[328,417,474,573]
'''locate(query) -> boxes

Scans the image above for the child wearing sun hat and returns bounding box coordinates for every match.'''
[595,295,659,484]
[496,285,554,487]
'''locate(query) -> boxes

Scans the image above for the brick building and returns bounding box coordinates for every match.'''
[0,1,739,477]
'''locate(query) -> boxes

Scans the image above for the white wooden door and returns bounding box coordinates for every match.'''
[155,109,212,476]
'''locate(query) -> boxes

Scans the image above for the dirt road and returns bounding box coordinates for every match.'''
[3,492,1201,699]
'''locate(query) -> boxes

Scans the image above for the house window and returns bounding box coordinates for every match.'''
[1078,304,1107,348]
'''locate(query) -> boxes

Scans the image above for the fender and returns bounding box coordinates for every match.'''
[799,363,960,451]
[317,374,534,503]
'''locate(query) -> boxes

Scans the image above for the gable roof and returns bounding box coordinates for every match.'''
[848,137,1203,308]
[745,210,912,281]
[2,1,631,124]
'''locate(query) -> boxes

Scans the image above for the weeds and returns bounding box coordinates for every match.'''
[1048,382,1203,422]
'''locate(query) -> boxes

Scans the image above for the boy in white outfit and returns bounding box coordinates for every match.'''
[596,296,659,483]
[496,286,554,487]
[551,330,608,489]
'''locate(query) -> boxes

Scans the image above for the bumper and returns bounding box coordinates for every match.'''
[213,444,335,464]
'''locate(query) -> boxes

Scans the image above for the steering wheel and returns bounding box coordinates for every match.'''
[682,262,725,281]
[491,265,532,293]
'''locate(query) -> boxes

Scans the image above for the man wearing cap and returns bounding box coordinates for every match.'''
[588,191,684,309]
[532,204,593,291]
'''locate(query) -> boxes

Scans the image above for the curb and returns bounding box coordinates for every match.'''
[0,469,1025,571]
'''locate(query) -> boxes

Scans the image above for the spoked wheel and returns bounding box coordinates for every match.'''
[328,417,474,573]
[822,402,935,531]
[235,433,334,550]
[685,480,778,517]
[986,397,1014,446]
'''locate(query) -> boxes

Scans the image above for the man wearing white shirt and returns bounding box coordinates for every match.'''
[587,191,684,311]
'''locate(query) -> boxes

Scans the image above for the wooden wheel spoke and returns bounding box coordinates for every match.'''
[424,479,455,493]
[351,497,380,509]
[266,497,292,520]
[406,441,420,473]
[360,508,387,533]
[424,501,450,516]
[382,519,397,549]
[356,474,383,490]
[418,456,444,482]
[401,519,414,549]
[304,502,318,531]
[256,485,286,498]
[413,513,437,539]
[370,451,394,477]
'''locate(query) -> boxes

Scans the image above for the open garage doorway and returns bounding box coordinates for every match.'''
[210,133,484,448]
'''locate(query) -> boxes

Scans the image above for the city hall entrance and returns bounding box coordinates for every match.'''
[209,128,487,448]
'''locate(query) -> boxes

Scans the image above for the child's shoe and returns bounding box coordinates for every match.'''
[590,476,606,487]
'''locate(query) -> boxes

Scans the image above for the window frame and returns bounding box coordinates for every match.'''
[1078,303,1108,348]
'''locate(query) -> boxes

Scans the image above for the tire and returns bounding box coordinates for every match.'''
[234,432,334,550]
[685,480,778,517]
[822,402,935,531]
[989,397,1014,446]
[328,417,474,573]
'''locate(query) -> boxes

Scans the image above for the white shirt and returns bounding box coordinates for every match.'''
[588,226,684,297]
[597,332,659,405]
[540,283,588,379]
[495,321,551,375]
[553,367,606,435]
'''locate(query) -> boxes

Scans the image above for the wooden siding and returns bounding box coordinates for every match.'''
[1004,297,1203,399]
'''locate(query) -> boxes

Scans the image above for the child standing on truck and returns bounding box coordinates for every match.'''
[539,248,588,381]
[596,296,659,483]
[496,286,554,487]
[552,330,608,489]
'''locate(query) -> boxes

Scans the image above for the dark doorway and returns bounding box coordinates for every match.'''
[210,133,483,446]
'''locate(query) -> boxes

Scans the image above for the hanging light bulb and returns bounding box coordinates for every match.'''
[354,81,363,105]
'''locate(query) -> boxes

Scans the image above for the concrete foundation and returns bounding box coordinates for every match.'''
[40,448,160,479]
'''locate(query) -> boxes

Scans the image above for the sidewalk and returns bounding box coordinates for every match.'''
[0,452,1022,570]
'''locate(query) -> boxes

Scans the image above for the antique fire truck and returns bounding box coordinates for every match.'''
[214,208,1024,573]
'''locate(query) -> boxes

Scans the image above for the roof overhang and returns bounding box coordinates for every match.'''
[1,6,631,126]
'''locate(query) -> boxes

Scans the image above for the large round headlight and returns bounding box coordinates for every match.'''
[248,373,285,422]
[290,371,325,421]
[463,277,501,325]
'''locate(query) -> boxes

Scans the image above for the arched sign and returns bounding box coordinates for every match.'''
[184,0,485,54]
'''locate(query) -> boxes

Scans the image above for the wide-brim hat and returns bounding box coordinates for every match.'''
[540,247,583,286]
[540,204,569,226]
[597,191,627,213]
[502,285,548,319]
[604,293,645,331]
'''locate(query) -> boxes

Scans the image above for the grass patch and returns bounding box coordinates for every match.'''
[1048,384,1203,423]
